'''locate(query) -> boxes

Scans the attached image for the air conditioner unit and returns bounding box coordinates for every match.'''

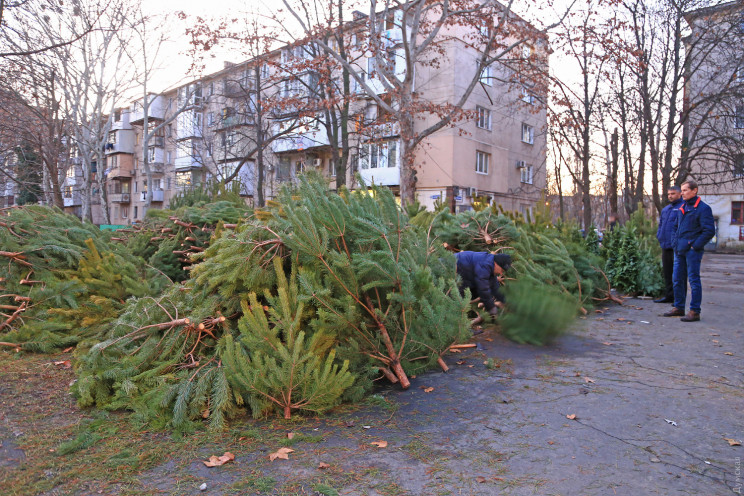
[515,160,526,169]
[312,158,322,167]
[467,187,478,197]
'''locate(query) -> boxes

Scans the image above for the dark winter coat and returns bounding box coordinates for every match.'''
[671,196,715,253]
[455,251,498,310]
[656,198,684,250]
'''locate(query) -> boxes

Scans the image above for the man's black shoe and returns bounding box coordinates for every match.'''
[653,297,674,303]
[662,307,685,317]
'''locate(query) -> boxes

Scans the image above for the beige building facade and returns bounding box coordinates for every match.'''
[96,6,547,226]
[684,1,744,249]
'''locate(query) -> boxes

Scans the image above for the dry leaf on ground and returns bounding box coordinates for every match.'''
[583,377,595,383]
[724,352,734,356]
[476,476,487,483]
[724,438,741,446]
[268,447,294,461]
[566,414,577,420]
[371,440,388,448]
[318,461,330,469]
[287,432,295,439]
[53,360,71,369]
[423,387,434,393]
[203,452,235,467]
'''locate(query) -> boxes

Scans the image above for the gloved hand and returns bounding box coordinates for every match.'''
[488,306,499,317]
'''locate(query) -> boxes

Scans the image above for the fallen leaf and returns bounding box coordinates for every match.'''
[547,440,555,445]
[371,440,388,448]
[203,452,235,467]
[423,387,434,393]
[710,333,720,336]
[318,461,331,469]
[566,414,577,420]
[485,337,493,342]
[594,309,604,314]
[724,352,734,356]
[467,365,474,368]
[476,476,487,483]
[724,438,742,446]
[712,339,719,343]
[53,360,71,369]
[287,432,295,440]
[616,317,626,322]
[602,342,613,346]
[268,447,294,461]
[583,377,595,384]
[456,360,466,365]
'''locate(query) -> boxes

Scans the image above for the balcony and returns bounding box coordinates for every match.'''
[359,166,400,186]
[130,95,166,124]
[175,155,203,170]
[217,114,254,129]
[141,190,164,202]
[104,141,134,155]
[63,195,82,207]
[135,163,164,174]
[272,127,330,153]
[146,147,165,165]
[110,110,132,130]
[177,118,203,141]
[107,165,134,178]
[223,80,254,98]
[109,193,131,203]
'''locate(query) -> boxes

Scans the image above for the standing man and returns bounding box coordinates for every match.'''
[662,180,715,322]
[654,186,683,303]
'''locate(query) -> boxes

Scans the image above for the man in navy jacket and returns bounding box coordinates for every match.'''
[662,180,715,322]
[654,186,683,303]
[455,251,511,316]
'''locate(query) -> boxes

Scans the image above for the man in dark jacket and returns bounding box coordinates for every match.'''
[455,251,512,317]
[662,180,715,322]
[654,186,683,303]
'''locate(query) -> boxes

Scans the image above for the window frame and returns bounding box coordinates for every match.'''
[732,201,744,225]
[475,150,490,175]
[476,106,491,130]
[521,123,534,144]
[520,164,534,184]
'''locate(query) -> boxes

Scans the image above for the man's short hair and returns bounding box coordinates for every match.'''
[667,186,681,192]
[493,253,512,272]
[681,180,698,190]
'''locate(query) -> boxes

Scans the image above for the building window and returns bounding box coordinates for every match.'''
[166,177,171,190]
[480,65,492,86]
[121,206,128,218]
[476,106,491,130]
[134,206,138,219]
[521,90,536,105]
[208,112,214,127]
[329,159,336,177]
[521,123,534,144]
[734,154,744,177]
[520,164,534,184]
[736,106,744,129]
[359,140,398,169]
[208,81,214,96]
[176,171,191,188]
[166,151,172,164]
[166,124,172,137]
[475,151,490,174]
[732,202,744,225]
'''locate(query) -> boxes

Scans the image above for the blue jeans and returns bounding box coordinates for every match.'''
[673,249,704,313]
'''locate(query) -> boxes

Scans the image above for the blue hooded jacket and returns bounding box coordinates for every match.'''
[656,198,684,250]
[671,196,715,253]
[455,251,497,310]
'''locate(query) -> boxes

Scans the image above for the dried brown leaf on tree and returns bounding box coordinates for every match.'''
[203,452,235,467]
[268,447,294,461]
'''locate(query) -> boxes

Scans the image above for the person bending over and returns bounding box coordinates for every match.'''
[455,251,512,317]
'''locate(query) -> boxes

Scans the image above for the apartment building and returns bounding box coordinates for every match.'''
[100,6,547,226]
[684,1,744,249]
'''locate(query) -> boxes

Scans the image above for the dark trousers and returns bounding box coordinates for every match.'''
[661,248,674,299]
